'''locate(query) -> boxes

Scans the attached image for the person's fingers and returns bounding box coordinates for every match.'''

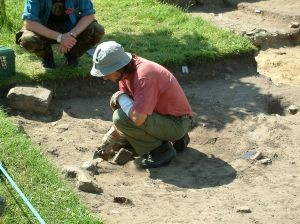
[59,45,64,53]
[60,46,68,53]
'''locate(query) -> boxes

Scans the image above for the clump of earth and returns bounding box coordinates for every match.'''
[4,1,300,223]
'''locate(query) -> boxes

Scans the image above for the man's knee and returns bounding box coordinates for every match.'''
[19,34,36,51]
[19,31,41,52]
[85,21,105,44]
[112,109,126,128]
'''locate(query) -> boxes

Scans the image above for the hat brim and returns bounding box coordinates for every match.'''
[90,52,132,77]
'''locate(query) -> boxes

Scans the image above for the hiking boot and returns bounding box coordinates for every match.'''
[140,142,176,169]
[65,54,78,67]
[173,133,190,152]
[42,54,56,70]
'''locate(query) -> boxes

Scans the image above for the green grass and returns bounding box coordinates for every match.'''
[0,109,103,223]
[0,0,255,85]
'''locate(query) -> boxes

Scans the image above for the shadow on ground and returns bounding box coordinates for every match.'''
[148,147,236,189]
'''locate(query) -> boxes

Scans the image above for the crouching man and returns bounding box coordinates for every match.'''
[91,41,193,168]
[17,0,105,69]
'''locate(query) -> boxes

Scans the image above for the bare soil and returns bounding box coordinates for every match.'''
[3,1,300,223]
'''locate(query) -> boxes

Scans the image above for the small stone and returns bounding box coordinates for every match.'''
[255,9,262,13]
[82,161,99,175]
[250,151,262,160]
[50,122,57,126]
[258,158,272,165]
[113,196,133,205]
[289,22,300,28]
[77,175,103,194]
[207,154,215,159]
[82,161,93,169]
[287,105,298,115]
[112,148,133,165]
[236,206,251,213]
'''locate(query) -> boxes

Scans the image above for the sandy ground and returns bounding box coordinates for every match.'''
[3,1,300,223]
[8,67,300,224]
[256,46,300,86]
[188,0,300,86]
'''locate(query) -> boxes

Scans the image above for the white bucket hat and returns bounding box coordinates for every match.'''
[90,41,132,77]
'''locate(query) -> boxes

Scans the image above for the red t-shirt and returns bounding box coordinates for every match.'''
[119,56,193,117]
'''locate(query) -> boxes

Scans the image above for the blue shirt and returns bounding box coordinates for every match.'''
[22,0,96,29]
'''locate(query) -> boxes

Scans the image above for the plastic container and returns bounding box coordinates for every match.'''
[0,46,15,76]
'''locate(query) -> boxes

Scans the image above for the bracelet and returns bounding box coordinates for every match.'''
[69,31,77,38]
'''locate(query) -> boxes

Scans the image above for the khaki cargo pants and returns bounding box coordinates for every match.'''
[113,109,192,156]
[17,20,104,58]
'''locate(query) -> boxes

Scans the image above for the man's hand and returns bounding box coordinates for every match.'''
[93,126,121,160]
[59,33,77,53]
[110,91,126,111]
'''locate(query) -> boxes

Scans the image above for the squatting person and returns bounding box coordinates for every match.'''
[91,41,193,168]
[17,0,105,69]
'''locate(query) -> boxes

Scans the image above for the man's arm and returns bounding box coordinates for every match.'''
[129,110,148,127]
[69,14,95,37]
[24,20,77,53]
[117,94,148,127]
[24,20,60,41]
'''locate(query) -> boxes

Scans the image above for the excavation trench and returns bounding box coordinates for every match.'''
[1,1,300,223]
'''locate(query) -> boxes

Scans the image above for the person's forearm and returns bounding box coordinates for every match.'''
[129,110,147,127]
[70,14,95,37]
[117,94,147,126]
[24,20,60,40]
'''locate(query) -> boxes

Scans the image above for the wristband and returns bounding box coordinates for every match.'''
[118,94,133,116]
[56,33,63,43]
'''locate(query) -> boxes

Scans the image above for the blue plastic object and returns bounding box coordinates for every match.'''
[242,150,257,160]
